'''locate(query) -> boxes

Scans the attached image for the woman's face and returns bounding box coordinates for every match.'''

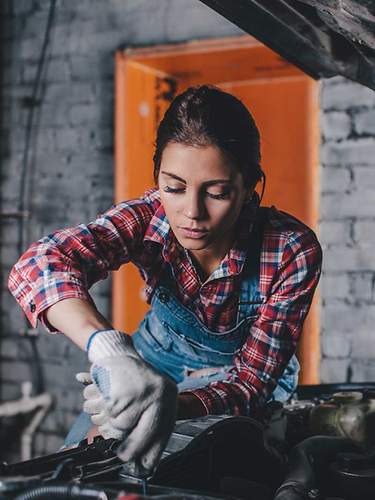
[158,142,251,256]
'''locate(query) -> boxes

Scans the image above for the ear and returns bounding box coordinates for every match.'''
[244,187,255,204]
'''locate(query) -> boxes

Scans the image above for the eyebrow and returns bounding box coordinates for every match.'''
[160,171,232,185]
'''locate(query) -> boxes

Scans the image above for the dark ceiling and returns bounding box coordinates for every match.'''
[199,0,375,90]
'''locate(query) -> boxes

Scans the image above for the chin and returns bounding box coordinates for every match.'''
[176,235,211,251]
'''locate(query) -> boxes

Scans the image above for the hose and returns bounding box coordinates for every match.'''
[274,436,359,500]
[14,484,107,500]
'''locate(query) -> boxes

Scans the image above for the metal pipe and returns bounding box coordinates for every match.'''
[0,211,30,218]
[0,382,53,460]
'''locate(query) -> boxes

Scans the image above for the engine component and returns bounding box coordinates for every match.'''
[309,391,375,445]
[274,436,360,500]
[3,385,375,499]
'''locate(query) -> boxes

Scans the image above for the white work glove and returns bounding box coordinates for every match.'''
[87,329,178,475]
[75,372,123,440]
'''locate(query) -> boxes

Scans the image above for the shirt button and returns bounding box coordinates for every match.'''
[159,291,169,304]
[30,303,36,313]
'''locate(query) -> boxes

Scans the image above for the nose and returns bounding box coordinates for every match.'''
[183,189,206,220]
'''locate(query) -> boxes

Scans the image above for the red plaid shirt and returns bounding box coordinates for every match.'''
[8,188,322,415]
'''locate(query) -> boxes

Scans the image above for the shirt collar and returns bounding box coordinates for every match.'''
[143,202,179,262]
[143,190,260,275]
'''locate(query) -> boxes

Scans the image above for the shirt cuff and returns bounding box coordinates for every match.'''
[40,289,95,333]
[17,282,93,333]
[184,388,215,415]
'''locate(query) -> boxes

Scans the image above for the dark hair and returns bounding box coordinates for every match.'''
[153,85,264,189]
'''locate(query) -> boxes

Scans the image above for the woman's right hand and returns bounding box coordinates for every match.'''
[87,329,178,476]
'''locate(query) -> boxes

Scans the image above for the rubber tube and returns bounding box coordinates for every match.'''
[274,436,359,500]
[14,484,107,500]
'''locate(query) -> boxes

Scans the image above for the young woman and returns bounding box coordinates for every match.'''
[8,85,322,475]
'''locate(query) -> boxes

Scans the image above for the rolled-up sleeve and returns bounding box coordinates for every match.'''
[8,197,155,332]
[189,228,322,415]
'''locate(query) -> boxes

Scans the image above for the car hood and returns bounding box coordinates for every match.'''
[199,0,375,90]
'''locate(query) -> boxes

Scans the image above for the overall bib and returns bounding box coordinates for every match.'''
[131,208,299,397]
[64,209,299,446]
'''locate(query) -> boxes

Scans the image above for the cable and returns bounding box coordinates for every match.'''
[17,0,57,394]
[18,0,57,245]
[259,172,266,204]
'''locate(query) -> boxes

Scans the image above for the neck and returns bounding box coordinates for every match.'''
[188,229,235,280]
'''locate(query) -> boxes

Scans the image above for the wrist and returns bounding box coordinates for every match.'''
[87,329,133,362]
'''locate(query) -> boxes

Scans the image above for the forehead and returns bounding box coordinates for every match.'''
[160,143,239,182]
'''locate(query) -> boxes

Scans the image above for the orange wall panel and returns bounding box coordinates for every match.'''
[114,36,320,382]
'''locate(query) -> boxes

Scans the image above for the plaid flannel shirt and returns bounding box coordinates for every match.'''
[8,188,322,415]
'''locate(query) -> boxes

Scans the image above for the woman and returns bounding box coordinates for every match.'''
[8,85,322,475]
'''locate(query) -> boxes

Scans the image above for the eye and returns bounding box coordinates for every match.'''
[162,185,231,199]
[163,185,185,193]
[206,189,231,200]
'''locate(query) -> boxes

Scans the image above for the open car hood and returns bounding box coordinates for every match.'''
[199,0,375,90]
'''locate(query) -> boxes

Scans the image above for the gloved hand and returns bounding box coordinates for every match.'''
[75,372,123,440]
[87,329,178,475]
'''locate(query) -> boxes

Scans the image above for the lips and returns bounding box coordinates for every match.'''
[181,227,207,232]
[178,226,209,239]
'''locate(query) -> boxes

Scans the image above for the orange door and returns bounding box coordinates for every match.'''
[114,36,320,383]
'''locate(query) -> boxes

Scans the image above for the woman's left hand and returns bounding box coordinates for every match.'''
[76,371,124,440]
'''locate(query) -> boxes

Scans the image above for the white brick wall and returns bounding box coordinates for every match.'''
[320,76,375,384]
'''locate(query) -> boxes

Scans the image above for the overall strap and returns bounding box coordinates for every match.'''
[237,207,270,323]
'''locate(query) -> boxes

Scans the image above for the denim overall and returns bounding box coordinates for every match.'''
[64,208,299,446]
[132,208,299,398]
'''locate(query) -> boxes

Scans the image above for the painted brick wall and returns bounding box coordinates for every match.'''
[320,77,375,383]
[1,0,375,460]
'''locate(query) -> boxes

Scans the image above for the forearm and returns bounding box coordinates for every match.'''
[45,298,112,350]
